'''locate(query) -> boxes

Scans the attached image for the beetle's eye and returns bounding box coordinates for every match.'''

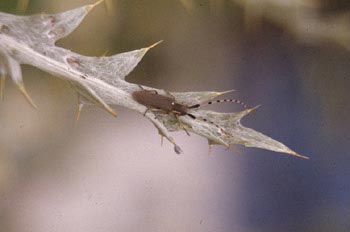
[171,102,175,105]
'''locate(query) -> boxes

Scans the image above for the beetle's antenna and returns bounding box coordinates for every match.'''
[187,113,196,119]
[189,98,249,109]
[187,113,231,137]
[200,117,231,136]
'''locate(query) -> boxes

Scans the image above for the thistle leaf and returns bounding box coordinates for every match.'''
[0,4,94,45]
[67,41,162,85]
[0,2,308,158]
[0,58,7,102]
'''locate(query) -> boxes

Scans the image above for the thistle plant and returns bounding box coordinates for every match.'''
[0,1,308,159]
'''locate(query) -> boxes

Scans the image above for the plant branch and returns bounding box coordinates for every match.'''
[0,2,308,159]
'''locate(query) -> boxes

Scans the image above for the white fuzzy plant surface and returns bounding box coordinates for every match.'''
[0,1,308,159]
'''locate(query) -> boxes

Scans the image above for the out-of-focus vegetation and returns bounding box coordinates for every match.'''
[0,1,349,232]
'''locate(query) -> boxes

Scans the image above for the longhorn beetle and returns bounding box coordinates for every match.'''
[132,87,249,136]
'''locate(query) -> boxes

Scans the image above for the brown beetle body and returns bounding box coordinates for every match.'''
[132,90,191,117]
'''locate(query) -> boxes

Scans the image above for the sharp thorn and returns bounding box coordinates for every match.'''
[215,89,235,97]
[105,106,117,117]
[160,135,164,147]
[18,84,37,108]
[227,145,242,155]
[89,91,117,117]
[289,151,310,160]
[208,144,213,156]
[0,75,5,102]
[90,89,117,117]
[145,40,163,52]
[87,0,105,11]
[80,81,117,117]
[246,104,261,113]
[75,103,84,128]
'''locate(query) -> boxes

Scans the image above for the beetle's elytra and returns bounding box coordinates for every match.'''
[132,90,191,117]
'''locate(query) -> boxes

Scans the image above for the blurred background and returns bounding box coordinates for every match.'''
[0,0,349,231]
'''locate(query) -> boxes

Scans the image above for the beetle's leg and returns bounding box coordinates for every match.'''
[137,84,159,95]
[137,84,144,90]
[174,114,191,136]
[143,108,150,116]
[208,144,213,156]
[143,108,163,116]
